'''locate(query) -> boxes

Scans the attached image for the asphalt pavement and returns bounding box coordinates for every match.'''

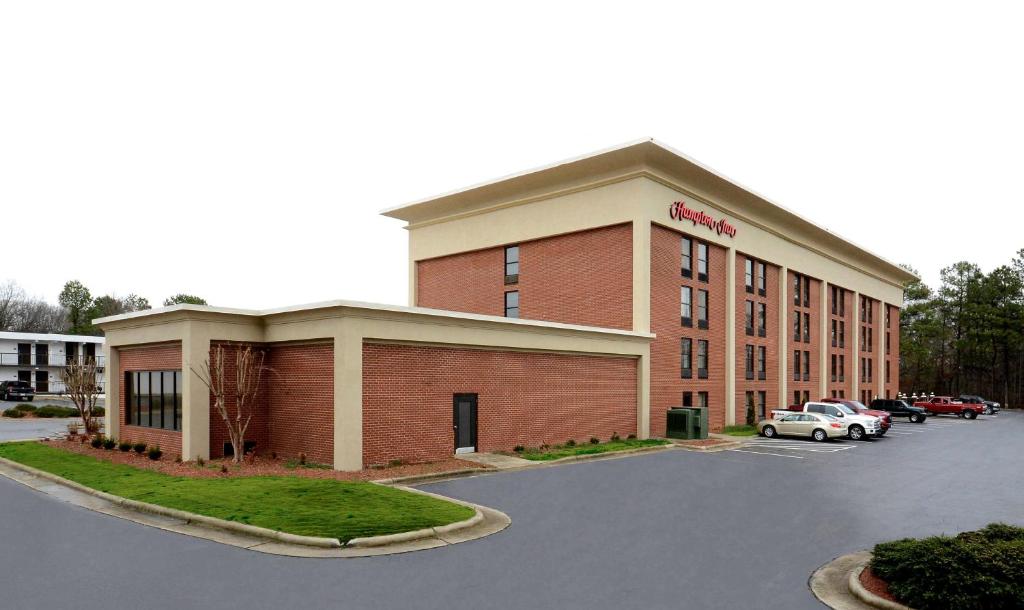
[0,410,1020,609]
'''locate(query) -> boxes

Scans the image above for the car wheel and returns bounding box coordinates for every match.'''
[27,397,33,402]
[909,413,922,423]
[985,406,993,415]
[964,410,978,420]
[762,425,776,438]
[812,428,828,442]
[848,425,865,441]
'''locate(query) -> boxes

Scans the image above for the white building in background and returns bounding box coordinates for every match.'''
[0,332,105,394]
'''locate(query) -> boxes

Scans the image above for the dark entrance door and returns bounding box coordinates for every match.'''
[17,343,30,366]
[453,394,478,454]
[35,344,48,367]
[66,342,77,365]
[35,371,48,393]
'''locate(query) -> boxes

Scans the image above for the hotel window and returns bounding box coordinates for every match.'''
[803,276,810,307]
[504,245,519,284]
[802,390,810,404]
[697,243,708,282]
[697,391,709,409]
[793,311,801,342]
[839,355,845,382]
[745,391,755,417]
[839,289,845,317]
[757,262,766,296]
[757,346,766,380]
[745,300,754,336]
[803,350,810,380]
[680,338,692,379]
[868,329,873,352]
[868,358,873,383]
[839,390,845,398]
[758,391,766,419]
[839,321,845,348]
[504,291,519,318]
[682,391,693,407]
[681,286,693,327]
[745,345,754,380]
[831,286,838,315]
[793,350,801,381]
[885,306,891,328]
[794,390,801,406]
[697,289,709,329]
[831,319,838,347]
[125,370,182,431]
[681,237,692,278]
[803,312,811,343]
[793,275,801,305]
[886,331,891,354]
[745,259,754,293]
[831,354,837,382]
[696,340,708,379]
[831,390,837,398]
[886,359,891,383]
[861,358,866,383]
[757,302,767,337]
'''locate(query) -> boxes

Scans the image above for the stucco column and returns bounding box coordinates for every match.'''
[778,265,788,409]
[104,345,120,439]
[632,221,652,333]
[725,246,737,426]
[819,280,829,399]
[408,258,418,308]
[851,291,860,400]
[334,322,363,471]
[182,323,211,461]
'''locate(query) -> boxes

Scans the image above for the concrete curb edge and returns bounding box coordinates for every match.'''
[848,564,914,610]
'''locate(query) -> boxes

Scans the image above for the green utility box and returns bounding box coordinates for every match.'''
[666,407,709,440]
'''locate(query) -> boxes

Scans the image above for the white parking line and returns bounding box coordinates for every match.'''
[742,440,857,453]
[728,448,804,459]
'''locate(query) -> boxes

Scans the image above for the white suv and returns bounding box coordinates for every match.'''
[804,402,881,441]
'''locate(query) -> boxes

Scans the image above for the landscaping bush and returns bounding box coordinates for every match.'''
[102,437,117,450]
[610,432,621,442]
[147,446,162,460]
[513,445,525,453]
[90,436,103,449]
[2,409,25,418]
[627,434,637,440]
[871,523,1024,610]
[589,437,600,445]
[34,406,78,418]
[13,403,37,413]
[118,440,132,452]
[133,442,147,454]
[93,407,105,416]
[565,439,576,447]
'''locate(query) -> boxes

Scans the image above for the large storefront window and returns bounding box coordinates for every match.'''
[125,370,182,431]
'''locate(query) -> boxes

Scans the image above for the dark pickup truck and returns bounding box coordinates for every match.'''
[869,398,928,423]
[0,380,34,402]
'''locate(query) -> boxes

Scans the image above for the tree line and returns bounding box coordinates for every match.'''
[900,249,1024,408]
[0,279,206,336]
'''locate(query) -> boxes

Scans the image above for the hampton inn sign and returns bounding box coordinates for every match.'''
[669,199,737,238]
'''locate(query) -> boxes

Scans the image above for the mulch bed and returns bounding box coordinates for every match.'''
[859,565,900,604]
[46,437,489,481]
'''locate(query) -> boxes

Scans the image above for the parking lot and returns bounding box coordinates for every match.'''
[0,410,1020,609]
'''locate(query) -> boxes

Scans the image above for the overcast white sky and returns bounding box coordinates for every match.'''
[2,2,1021,310]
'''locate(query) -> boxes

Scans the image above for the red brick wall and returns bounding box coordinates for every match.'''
[827,285,854,399]
[207,343,270,460]
[787,271,821,406]
[735,254,780,423]
[118,343,183,458]
[858,296,881,403]
[416,223,633,330]
[362,342,637,467]
[650,224,728,434]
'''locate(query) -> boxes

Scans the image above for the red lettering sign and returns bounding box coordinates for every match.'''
[669,200,737,238]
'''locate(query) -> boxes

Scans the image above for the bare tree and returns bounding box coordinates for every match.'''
[61,357,102,434]
[192,343,269,463]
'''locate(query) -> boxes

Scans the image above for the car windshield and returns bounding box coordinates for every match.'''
[834,403,855,414]
[848,401,868,410]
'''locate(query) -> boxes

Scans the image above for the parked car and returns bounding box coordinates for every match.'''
[821,398,892,435]
[0,380,34,402]
[958,394,1000,415]
[758,412,848,442]
[913,396,985,419]
[869,398,928,423]
[774,401,883,440]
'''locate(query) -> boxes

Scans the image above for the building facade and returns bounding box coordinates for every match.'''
[0,332,105,394]
[98,139,913,470]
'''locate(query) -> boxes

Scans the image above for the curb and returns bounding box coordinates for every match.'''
[848,565,913,610]
[809,551,915,610]
[0,453,499,553]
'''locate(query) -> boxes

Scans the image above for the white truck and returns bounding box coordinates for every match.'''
[772,401,883,441]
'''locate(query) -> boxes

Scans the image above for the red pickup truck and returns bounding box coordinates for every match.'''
[913,396,985,419]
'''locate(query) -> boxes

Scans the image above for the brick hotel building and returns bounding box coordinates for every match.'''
[97,139,914,470]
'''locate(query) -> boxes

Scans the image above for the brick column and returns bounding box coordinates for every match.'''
[725,246,737,426]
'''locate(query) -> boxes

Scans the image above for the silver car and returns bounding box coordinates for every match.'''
[758,412,848,442]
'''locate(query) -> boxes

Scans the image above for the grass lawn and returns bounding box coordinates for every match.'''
[0,442,474,543]
[515,438,668,461]
[720,425,759,437]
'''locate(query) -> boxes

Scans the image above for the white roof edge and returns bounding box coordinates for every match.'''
[94,300,656,340]
[0,331,105,343]
[380,137,917,282]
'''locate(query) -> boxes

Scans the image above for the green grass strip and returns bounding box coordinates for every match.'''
[516,438,668,461]
[0,442,474,542]
[721,425,759,437]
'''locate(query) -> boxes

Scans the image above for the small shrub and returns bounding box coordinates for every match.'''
[85,419,101,433]
[102,437,117,450]
[2,409,25,418]
[79,435,88,444]
[92,407,105,416]
[67,422,80,436]
[513,445,525,453]
[147,446,162,461]
[589,437,600,445]
[627,434,637,440]
[610,432,621,442]
[118,440,132,452]
[388,459,404,468]
[565,439,576,447]
[298,452,307,466]
[133,442,147,454]
[539,444,550,451]
[14,403,37,413]
[173,454,182,463]
[90,435,103,448]
[270,451,277,460]
[35,406,77,418]
[220,464,228,474]
[195,456,205,467]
